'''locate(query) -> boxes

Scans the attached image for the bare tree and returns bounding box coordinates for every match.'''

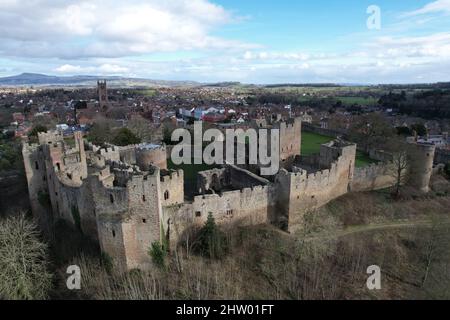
[128,114,152,142]
[348,113,395,152]
[391,150,409,197]
[0,214,53,300]
[385,139,411,197]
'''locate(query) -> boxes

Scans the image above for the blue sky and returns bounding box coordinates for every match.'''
[1,0,450,83]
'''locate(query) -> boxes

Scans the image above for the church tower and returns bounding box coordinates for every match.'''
[97,80,108,108]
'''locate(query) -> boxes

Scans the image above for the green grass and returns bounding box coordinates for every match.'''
[301,131,376,167]
[133,89,158,97]
[301,132,334,156]
[355,151,377,167]
[336,96,378,106]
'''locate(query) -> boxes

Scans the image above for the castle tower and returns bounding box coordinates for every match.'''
[97,80,108,108]
[278,117,302,169]
[408,142,436,193]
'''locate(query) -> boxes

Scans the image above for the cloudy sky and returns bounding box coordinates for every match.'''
[1,0,450,84]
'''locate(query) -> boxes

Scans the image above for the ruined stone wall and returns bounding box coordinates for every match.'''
[38,131,64,145]
[351,162,396,192]
[100,147,120,162]
[39,141,97,240]
[162,184,275,249]
[368,149,393,162]
[118,145,137,165]
[275,142,356,232]
[197,168,228,193]
[192,185,272,226]
[197,165,269,193]
[22,144,51,234]
[278,118,302,164]
[160,169,184,207]
[93,171,162,270]
[302,122,345,139]
[136,146,167,171]
[228,165,270,189]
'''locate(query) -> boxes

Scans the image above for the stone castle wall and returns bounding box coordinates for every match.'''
[160,169,184,207]
[275,141,356,232]
[351,162,396,192]
[277,117,302,167]
[136,146,167,171]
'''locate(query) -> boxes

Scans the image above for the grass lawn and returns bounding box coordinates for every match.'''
[301,131,376,167]
[301,132,334,156]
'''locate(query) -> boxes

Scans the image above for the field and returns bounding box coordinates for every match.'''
[301,131,376,167]
[336,96,378,106]
[133,88,158,97]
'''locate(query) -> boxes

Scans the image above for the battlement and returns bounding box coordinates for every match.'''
[353,162,393,179]
[279,117,302,130]
[37,131,63,145]
[160,169,183,183]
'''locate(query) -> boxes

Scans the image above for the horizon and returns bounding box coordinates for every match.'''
[1,1,450,84]
[1,72,450,87]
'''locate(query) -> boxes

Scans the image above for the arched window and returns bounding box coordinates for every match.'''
[164,190,170,200]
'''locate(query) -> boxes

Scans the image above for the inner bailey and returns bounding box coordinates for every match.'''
[22,117,437,271]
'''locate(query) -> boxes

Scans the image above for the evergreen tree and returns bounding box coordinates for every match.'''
[196,212,227,259]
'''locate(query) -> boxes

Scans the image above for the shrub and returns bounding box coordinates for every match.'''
[28,125,47,138]
[149,241,167,270]
[194,212,228,259]
[100,252,114,274]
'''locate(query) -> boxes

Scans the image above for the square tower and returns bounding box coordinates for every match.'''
[97,80,108,109]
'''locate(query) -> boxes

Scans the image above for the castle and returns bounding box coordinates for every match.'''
[22,118,436,270]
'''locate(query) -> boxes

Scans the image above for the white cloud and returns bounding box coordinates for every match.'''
[404,0,450,16]
[55,63,129,75]
[55,64,84,73]
[0,0,254,59]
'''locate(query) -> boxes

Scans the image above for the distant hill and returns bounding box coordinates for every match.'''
[0,73,200,88]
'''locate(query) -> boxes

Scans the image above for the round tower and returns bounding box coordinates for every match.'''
[408,142,436,193]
